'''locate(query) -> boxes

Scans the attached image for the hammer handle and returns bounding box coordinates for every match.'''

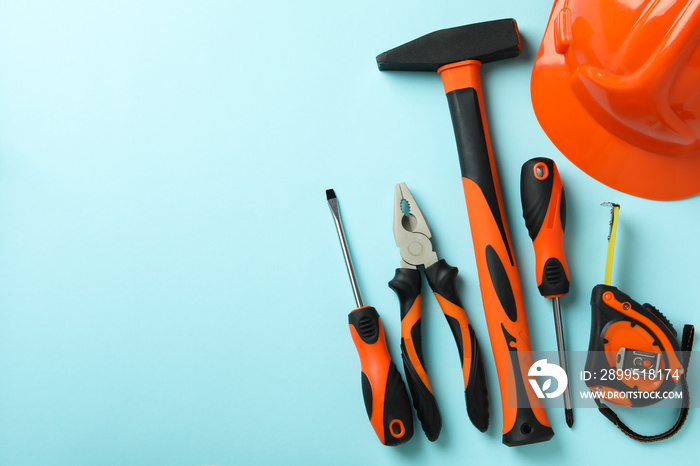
[439,60,554,446]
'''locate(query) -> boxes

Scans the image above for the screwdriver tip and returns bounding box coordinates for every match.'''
[565,409,574,428]
[326,189,336,201]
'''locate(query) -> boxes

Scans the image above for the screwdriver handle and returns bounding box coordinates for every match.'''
[520,158,570,298]
[389,268,441,441]
[425,259,489,432]
[348,306,414,446]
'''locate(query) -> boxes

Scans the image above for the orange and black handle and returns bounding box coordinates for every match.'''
[425,259,489,433]
[389,261,489,439]
[389,268,441,441]
[348,306,414,446]
[437,62,553,446]
[520,158,570,298]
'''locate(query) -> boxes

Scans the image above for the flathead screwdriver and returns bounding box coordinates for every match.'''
[326,189,413,446]
[520,158,574,428]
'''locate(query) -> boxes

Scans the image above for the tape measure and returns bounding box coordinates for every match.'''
[584,204,693,442]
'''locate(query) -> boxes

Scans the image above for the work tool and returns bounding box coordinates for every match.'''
[520,158,573,428]
[389,182,488,441]
[326,189,414,446]
[377,20,554,446]
[532,0,700,200]
[584,203,694,442]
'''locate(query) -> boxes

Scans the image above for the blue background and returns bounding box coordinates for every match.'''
[0,0,697,464]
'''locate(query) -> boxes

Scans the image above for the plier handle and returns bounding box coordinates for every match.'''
[389,183,489,441]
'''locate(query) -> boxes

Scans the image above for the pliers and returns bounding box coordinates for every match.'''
[389,182,489,441]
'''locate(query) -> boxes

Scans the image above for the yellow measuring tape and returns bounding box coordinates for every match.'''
[603,203,620,286]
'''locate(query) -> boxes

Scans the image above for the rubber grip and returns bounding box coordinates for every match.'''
[348,306,414,446]
[520,157,570,298]
[438,61,553,446]
[425,259,489,432]
[389,268,441,441]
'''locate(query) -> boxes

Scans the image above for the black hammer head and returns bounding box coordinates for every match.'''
[376,19,521,72]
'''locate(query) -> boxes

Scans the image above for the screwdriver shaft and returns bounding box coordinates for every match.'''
[327,190,363,308]
[552,297,573,427]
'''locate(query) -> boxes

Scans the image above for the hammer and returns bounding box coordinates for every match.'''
[377,19,554,447]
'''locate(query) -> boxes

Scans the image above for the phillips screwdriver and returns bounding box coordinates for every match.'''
[326,189,414,446]
[520,158,574,428]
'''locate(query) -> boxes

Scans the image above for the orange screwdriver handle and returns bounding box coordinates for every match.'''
[389,268,441,441]
[425,259,489,432]
[348,306,414,446]
[438,61,553,446]
[520,158,570,298]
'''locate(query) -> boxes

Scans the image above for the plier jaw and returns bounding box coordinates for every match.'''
[393,183,438,269]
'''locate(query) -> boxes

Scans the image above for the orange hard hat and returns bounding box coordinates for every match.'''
[531,0,700,200]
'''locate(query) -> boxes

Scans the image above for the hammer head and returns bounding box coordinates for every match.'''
[376,19,521,72]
